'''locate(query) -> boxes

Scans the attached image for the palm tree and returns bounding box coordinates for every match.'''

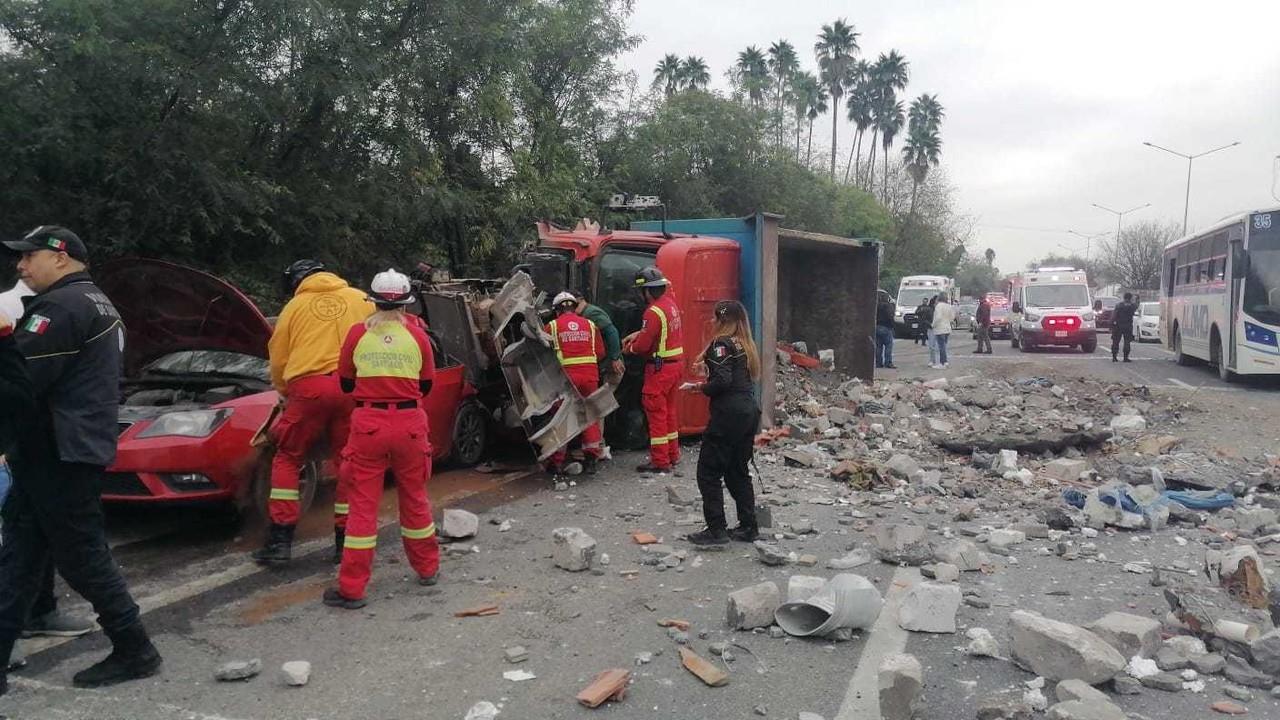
[909,92,945,130]
[679,56,711,92]
[791,71,821,160]
[734,46,770,107]
[653,54,682,97]
[863,51,910,191]
[767,40,799,146]
[815,19,860,178]
[984,248,996,266]
[901,124,942,218]
[879,98,905,201]
[843,66,872,184]
[804,80,829,166]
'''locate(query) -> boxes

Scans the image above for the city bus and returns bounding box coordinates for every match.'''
[1162,207,1280,381]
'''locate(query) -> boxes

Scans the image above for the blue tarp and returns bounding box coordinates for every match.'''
[1062,486,1235,513]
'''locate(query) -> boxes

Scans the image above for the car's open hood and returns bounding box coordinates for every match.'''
[97,258,273,375]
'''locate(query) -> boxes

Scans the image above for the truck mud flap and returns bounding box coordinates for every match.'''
[490,273,618,461]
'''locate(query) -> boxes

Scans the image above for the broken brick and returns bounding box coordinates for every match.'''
[679,646,729,687]
[576,668,631,708]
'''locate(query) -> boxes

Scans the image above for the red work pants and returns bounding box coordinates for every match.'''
[269,374,354,527]
[641,360,683,468]
[338,406,439,600]
[550,366,603,466]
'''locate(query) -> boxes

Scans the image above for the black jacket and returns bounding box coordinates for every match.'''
[876,300,895,329]
[701,336,760,438]
[1112,300,1138,332]
[15,272,125,466]
[0,328,36,455]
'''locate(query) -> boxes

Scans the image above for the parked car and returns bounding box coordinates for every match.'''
[973,306,1012,340]
[96,259,487,516]
[1137,301,1161,342]
[1093,296,1119,331]
[954,303,976,331]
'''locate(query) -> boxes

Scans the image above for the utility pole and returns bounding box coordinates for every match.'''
[1091,202,1150,251]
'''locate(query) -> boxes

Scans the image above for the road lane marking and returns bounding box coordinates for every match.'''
[1167,378,1194,389]
[835,566,919,720]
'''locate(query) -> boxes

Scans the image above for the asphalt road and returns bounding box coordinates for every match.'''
[5,331,1279,719]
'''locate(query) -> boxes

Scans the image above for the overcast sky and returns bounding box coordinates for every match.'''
[618,0,1280,274]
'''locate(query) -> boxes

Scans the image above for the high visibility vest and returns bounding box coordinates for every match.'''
[352,321,423,379]
[647,298,683,359]
[549,314,599,367]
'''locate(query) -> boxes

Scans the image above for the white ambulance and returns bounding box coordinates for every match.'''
[1007,267,1097,353]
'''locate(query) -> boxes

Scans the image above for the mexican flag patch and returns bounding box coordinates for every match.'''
[24,314,51,334]
[713,344,727,358]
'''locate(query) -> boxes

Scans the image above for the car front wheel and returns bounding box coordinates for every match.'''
[250,454,320,521]
[450,401,489,467]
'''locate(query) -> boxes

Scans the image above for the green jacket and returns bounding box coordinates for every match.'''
[580,303,621,361]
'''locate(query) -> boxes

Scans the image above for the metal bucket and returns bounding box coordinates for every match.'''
[774,573,883,637]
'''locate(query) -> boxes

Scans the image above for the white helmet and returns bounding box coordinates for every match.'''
[370,269,414,306]
[552,291,577,309]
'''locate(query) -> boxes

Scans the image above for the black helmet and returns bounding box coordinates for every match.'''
[283,259,325,294]
[634,266,670,289]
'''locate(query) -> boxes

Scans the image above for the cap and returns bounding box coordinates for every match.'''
[370,269,414,306]
[552,291,577,307]
[4,226,89,262]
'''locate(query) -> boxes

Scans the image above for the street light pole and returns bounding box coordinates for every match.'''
[1091,203,1150,250]
[1143,140,1241,236]
[1066,229,1110,266]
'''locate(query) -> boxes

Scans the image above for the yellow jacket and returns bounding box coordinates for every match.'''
[269,272,372,391]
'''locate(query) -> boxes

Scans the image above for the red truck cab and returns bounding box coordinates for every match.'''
[532,220,740,437]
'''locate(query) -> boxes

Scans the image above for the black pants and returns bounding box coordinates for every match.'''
[1111,327,1133,359]
[696,429,757,532]
[0,448,141,670]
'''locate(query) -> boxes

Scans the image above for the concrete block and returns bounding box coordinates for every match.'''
[281,660,311,687]
[441,509,480,539]
[878,653,923,720]
[726,581,781,630]
[1009,610,1126,683]
[1055,679,1109,704]
[1086,612,1162,659]
[897,581,961,633]
[1045,700,1126,720]
[551,527,596,571]
[934,539,986,571]
[1044,459,1089,483]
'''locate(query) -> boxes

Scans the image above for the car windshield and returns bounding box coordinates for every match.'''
[959,304,976,314]
[991,307,1009,318]
[898,288,941,308]
[1025,284,1090,308]
[145,350,270,382]
[1099,297,1119,309]
[1140,302,1159,317]
[1244,215,1280,326]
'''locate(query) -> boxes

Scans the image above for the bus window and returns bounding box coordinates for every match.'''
[1197,236,1213,283]
[1177,244,1191,285]
[1211,232,1228,281]
[1167,257,1177,294]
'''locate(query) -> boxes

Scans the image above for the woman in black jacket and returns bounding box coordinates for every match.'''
[684,301,762,546]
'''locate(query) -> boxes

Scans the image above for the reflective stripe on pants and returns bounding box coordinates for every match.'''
[641,361,683,468]
[550,366,604,467]
[338,406,440,600]
[268,374,355,526]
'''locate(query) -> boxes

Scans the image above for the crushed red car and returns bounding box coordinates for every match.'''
[96,259,487,514]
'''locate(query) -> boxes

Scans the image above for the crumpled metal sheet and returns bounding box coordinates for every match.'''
[490,272,618,461]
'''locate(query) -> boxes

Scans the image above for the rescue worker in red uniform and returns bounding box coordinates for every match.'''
[254,260,371,567]
[325,269,440,609]
[545,292,605,475]
[623,267,684,473]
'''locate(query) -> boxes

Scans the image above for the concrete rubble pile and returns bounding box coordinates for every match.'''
[746,361,1280,713]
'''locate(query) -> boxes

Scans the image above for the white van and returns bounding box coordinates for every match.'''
[893,275,955,337]
[1007,267,1097,353]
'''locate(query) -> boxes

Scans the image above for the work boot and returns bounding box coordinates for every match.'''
[685,528,730,546]
[251,523,295,567]
[23,610,95,638]
[418,572,440,587]
[582,456,598,475]
[1123,357,1132,363]
[72,623,162,689]
[332,528,345,565]
[322,588,367,610]
[728,526,760,542]
[635,463,668,474]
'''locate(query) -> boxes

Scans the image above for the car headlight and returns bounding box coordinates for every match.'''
[894,308,904,317]
[137,409,232,439]
[1082,312,1095,321]
[1024,312,1041,322]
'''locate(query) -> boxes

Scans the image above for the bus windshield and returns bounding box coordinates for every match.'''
[1244,219,1280,326]
[898,288,941,308]
[1025,284,1090,308]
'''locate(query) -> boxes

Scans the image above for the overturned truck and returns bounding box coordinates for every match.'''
[420,212,881,458]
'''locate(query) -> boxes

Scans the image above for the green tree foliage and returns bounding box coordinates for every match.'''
[955,258,1001,297]
[0,0,636,304]
[814,19,859,179]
